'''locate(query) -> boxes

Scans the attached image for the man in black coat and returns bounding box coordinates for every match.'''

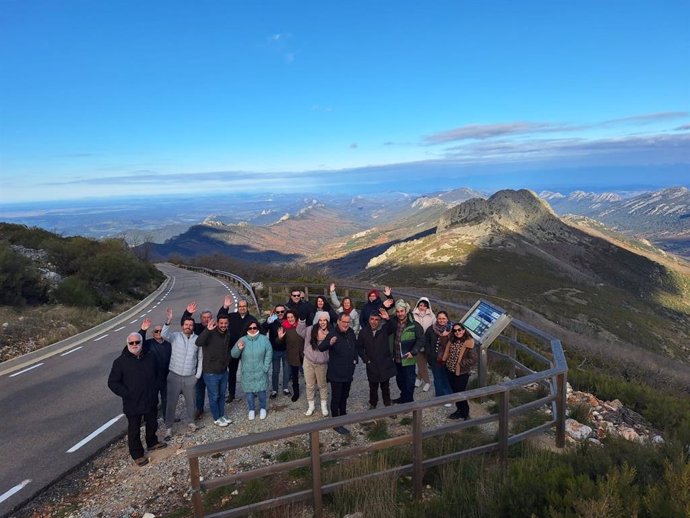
[218,295,259,402]
[138,318,172,420]
[108,332,167,466]
[319,313,358,434]
[357,312,396,409]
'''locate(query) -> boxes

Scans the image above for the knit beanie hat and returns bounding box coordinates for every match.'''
[394,299,410,312]
[314,311,330,322]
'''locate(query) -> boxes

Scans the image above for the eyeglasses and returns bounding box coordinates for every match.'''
[153,329,162,333]
[247,326,259,331]
[128,340,141,345]
[238,305,247,308]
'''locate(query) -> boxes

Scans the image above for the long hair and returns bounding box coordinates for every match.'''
[451,322,472,345]
[310,320,331,350]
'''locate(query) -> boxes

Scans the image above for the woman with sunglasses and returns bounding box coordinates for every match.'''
[442,323,478,420]
[231,323,272,420]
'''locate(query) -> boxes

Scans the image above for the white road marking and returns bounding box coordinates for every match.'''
[60,346,83,356]
[67,414,124,453]
[9,363,44,378]
[114,326,125,332]
[0,479,31,504]
[130,319,138,324]
[94,334,108,341]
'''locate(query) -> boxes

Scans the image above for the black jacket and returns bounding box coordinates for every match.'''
[107,347,159,415]
[217,307,259,347]
[196,327,231,374]
[319,326,358,383]
[357,324,396,382]
[262,318,286,351]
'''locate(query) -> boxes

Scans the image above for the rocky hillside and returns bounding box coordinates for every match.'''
[356,189,690,366]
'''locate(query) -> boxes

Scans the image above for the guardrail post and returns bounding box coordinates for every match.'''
[497,390,510,468]
[189,456,204,518]
[555,372,566,448]
[412,409,423,498]
[310,431,323,518]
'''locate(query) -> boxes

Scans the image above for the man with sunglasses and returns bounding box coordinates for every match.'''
[108,332,167,467]
[286,288,315,322]
[262,304,290,398]
[138,318,172,421]
[218,295,259,403]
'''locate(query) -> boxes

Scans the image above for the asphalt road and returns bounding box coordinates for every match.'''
[0,264,238,517]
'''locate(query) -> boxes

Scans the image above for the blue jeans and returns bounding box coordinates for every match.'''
[195,376,206,412]
[203,372,228,421]
[272,350,289,392]
[429,361,453,397]
[395,363,416,403]
[245,391,267,412]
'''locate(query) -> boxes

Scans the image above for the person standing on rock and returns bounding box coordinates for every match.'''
[231,322,272,420]
[319,313,358,434]
[356,311,397,409]
[196,315,232,428]
[442,322,478,420]
[161,308,202,438]
[108,332,167,467]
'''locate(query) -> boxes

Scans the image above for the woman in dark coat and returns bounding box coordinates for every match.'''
[277,310,303,401]
[356,311,396,409]
[425,310,453,402]
[442,322,478,420]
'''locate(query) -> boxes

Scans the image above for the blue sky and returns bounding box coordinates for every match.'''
[1,0,688,203]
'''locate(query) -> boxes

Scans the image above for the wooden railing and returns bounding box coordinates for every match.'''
[182,275,567,518]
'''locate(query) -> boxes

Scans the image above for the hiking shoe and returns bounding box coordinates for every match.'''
[448,411,462,420]
[214,418,229,427]
[422,382,431,392]
[270,390,277,399]
[259,409,267,420]
[248,410,255,420]
[134,457,149,467]
[148,442,168,451]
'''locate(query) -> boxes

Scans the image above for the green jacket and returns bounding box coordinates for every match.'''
[231,333,272,393]
[386,315,424,367]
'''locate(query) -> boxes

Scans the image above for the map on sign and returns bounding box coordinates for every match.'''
[461,300,511,345]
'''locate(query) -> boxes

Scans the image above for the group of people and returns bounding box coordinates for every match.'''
[108,284,477,465]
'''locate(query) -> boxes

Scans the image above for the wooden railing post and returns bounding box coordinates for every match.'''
[412,409,423,498]
[555,372,566,448]
[189,456,204,518]
[310,431,323,518]
[509,326,517,379]
[497,390,510,468]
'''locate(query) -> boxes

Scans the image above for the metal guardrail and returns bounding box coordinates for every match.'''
[182,275,568,518]
[176,265,261,316]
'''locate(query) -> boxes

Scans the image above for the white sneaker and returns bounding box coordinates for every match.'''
[259,409,267,420]
[305,401,315,416]
[444,403,453,408]
[422,382,431,392]
[248,410,255,420]
[321,401,329,416]
[221,416,232,425]
[415,378,422,388]
[214,418,229,427]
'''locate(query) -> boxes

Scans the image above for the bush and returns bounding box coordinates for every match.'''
[54,277,98,307]
[0,244,47,305]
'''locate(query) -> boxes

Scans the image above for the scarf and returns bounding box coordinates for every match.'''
[281,319,298,330]
[432,321,447,336]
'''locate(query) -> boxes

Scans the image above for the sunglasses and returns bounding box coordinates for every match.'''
[291,294,301,298]
[276,310,285,314]
[452,328,464,333]
[128,340,141,345]
[153,329,162,333]
[247,326,259,331]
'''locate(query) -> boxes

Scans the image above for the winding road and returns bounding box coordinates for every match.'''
[0,264,237,517]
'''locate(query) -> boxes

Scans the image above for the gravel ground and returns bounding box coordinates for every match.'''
[15,364,485,518]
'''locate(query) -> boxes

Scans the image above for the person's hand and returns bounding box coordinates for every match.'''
[207,319,217,331]
[237,339,245,350]
[403,352,413,359]
[224,295,232,309]
[277,327,286,340]
[141,318,152,331]
[187,301,198,314]
[383,286,392,297]
[329,282,336,293]
[165,307,173,322]
[441,329,450,337]
[379,307,390,320]
[383,298,394,309]
[330,336,337,345]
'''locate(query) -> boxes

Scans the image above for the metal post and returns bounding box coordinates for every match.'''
[189,457,204,518]
[310,431,323,518]
[497,390,509,467]
[412,409,424,498]
[555,372,566,448]
[478,345,488,388]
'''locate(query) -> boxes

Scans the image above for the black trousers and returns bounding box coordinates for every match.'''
[126,406,159,460]
[368,380,391,407]
[290,366,300,397]
[448,372,471,418]
[227,357,240,399]
[330,381,352,417]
